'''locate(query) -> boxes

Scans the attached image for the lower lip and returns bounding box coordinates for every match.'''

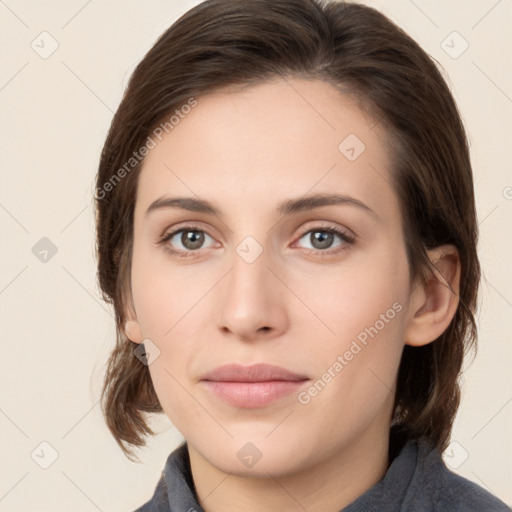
[202,380,308,408]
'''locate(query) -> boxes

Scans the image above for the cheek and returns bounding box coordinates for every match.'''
[146,359,206,440]
[294,246,408,408]
[130,243,214,340]
[292,242,408,344]
[130,246,215,421]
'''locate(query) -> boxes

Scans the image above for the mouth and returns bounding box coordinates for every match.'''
[200,363,310,408]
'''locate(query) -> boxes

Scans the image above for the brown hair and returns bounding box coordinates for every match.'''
[95,0,480,461]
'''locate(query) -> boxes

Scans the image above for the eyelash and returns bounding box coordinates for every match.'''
[158,223,355,259]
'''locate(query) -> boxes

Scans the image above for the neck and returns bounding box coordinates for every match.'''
[188,420,390,512]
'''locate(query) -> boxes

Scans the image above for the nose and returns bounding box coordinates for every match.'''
[217,243,289,342]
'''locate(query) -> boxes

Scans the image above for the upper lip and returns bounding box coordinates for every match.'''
[201,363,309,382]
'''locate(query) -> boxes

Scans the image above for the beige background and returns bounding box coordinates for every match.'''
[1,0,511,510]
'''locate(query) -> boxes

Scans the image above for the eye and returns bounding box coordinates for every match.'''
[159,226,215,257]
[295,225,355,256]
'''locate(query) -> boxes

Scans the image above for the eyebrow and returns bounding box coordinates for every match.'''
[145,193,378,220]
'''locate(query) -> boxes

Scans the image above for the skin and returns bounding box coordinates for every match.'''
[124,77,460,512]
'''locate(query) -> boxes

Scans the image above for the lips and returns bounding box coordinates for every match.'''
[200,363,310,408]
[200,363,309,383]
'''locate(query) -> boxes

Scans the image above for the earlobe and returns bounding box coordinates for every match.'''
[123,293,144,343]
[124,317,144,344]
[405,245,461,347]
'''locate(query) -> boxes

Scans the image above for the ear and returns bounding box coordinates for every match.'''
[123,300,144,344]
[405,244,461,347]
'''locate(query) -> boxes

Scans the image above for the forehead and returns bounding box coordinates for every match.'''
[135,77,398,224]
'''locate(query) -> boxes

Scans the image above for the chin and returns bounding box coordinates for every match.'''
[193,433,316,478]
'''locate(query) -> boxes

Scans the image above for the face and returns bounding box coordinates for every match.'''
[126,77,417,477]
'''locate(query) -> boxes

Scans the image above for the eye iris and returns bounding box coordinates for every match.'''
[182,230,204,250]
[311,231,333,249]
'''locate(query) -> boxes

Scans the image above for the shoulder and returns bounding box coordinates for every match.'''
[433,464,510,511]
[411,439,510,512]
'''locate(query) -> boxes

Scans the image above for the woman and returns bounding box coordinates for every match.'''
[94,0,510,510]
